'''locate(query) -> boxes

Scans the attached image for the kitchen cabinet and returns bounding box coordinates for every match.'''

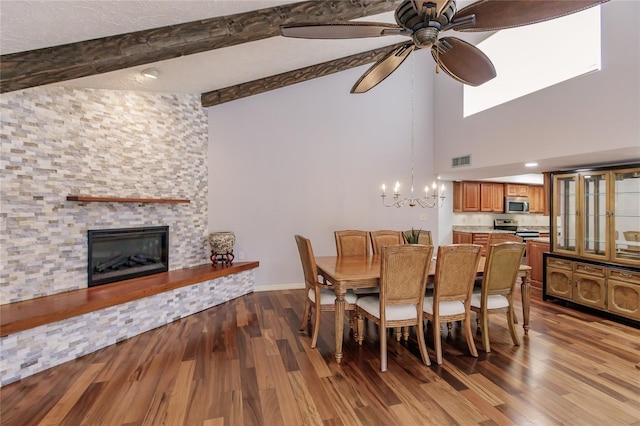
[505,184,529,197]
[526,239,549,289]
[452,231,472,244]
[472,233,489,255]
[528,185,545,214]
[453,181,544,214]
[480,183,504,212]
[452,231,489,254]
[453,181,480,212]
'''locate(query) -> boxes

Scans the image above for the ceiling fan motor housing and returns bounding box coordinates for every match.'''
[396,0,458,48]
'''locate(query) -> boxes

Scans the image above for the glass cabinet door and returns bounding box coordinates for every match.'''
[553,174,578,254]
[581,171,608,260]
[611,167,640,265]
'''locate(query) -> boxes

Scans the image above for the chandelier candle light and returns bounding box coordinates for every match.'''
[380,55,445,209]
[381,180,445,208]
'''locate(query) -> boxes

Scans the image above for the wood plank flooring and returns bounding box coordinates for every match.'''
[2,287,640,425]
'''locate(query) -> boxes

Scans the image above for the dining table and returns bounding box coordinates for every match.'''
[315,255,532,364]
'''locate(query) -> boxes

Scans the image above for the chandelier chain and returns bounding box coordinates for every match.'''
[379,52,445,209]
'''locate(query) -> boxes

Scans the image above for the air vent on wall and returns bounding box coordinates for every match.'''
[452,155,471,168]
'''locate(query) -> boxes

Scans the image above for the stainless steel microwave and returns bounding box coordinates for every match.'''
[504,196,530,214]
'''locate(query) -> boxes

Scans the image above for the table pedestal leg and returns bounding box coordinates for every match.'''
[334,288,346,364]
[521,271,531,335]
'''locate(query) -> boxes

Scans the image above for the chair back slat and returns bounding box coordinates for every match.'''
[434,244,482,302]
[380,244,433,306]
[335,230,370,256]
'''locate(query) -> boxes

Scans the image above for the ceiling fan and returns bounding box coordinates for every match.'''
[280,0,609,93]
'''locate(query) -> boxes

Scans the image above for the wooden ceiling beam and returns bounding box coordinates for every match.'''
[201,43,406,107]
[0,0,402,94]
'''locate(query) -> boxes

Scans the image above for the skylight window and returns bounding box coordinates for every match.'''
[463,6,602,117]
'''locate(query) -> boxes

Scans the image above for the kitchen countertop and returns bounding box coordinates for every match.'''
[526,237,550,244]
[452,226,550,233]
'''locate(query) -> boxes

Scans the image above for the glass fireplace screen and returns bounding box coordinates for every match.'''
[88,226,169,287]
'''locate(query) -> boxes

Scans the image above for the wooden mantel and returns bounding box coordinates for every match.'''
[67,195,190,204]
[0,261,258,336]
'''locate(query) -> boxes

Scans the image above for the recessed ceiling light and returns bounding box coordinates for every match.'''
[141,68,159,79]
[525,162,538,167]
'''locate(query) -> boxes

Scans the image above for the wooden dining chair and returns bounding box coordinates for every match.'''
[370,230,404,255]
[334,230,371,256]
[295,235,357,348]
[470,242,526,352]
[403,229,433,246]
[356,244,433,371]
[335,230,378,297]
[423,244,483,365]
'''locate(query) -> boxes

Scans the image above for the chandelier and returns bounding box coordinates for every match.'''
[380,55,445,209]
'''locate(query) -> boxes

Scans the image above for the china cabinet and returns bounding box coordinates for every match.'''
[544,164,640,322]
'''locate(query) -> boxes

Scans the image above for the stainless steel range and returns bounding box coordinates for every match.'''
[494,219,540,241]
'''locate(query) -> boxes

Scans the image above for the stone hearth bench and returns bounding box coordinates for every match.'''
[0,262,259,386]
[0,261,259,336]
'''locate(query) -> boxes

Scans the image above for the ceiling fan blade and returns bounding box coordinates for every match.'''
[351,43,415,93]
[431,37,496,86]
[452,0,609,32]
[280,22,406,39]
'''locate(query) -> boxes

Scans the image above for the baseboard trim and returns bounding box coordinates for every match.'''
[254,283,304,292]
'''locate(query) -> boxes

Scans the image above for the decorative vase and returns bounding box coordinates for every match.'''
[209,231,235,266]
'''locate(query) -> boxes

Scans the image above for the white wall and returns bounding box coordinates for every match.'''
[208,51,439,288]
[207,0,639,289]
[433,0,640,179]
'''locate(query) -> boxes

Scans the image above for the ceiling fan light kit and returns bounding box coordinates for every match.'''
[280,0,609,93]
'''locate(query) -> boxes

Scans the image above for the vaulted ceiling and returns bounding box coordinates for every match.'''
[1,0,419,107]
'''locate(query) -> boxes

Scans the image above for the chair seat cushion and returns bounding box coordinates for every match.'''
[470,293,509,309]
[423,296,465,316]
[356,296,418,321]
[309,288,358,305]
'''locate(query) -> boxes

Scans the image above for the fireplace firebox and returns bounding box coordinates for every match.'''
[88,226,169,287]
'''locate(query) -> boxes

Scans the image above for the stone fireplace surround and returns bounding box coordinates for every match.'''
[0,87,252,385]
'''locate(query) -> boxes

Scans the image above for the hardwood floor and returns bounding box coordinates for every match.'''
[2,287,640,425]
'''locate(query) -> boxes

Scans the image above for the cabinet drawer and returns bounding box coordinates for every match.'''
[574,262,605,277]
[547,258,572,270]
[608,268,640,285]
[472,234,489,244]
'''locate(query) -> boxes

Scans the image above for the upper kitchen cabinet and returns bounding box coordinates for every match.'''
[551,165,640,266]
[453,181,480,212]
[453,181,544,214]
[528,185,545,214]
[480,183,504,212]
[505,184,529,197]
